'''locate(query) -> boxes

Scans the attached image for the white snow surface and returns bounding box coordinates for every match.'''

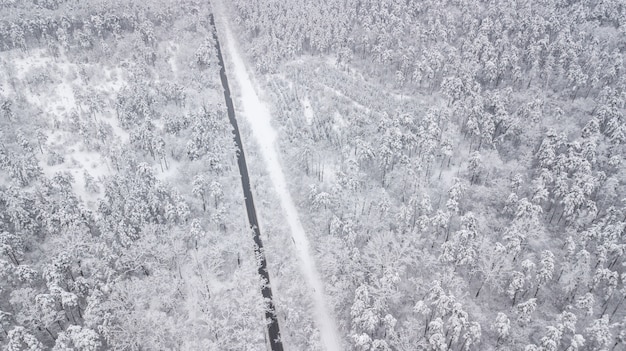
[302,96,314,125]
[3,50,128,205]
[215,5,343,351]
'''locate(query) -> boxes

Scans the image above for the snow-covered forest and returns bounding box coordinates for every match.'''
[1,0,625,350]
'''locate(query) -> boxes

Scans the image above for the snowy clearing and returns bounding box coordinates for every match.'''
[1,50,130,205]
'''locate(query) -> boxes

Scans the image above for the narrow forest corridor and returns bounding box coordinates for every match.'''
[211,1,343,350]
[208,11,284,351]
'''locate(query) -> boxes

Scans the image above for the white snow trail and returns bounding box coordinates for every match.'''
[214,5,343,351]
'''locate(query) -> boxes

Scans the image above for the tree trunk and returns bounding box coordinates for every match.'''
[610,294,625,320]
[475,280,485,298]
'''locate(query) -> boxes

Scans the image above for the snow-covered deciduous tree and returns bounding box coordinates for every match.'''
[83,170,100,194]
[492,312,510,345]
[516,298,537,326]
[52,325,101,351]
[192,175,209,212]
[567,334,586,351]
[508,271,526,306]
[0,231,23,266]
[576,293,595,317]
[467,151,482,185]
[5,326,43,351]
[534,250,555,297]
[584,316,612,350]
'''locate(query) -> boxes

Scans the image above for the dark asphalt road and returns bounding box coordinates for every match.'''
[209,12,284,351]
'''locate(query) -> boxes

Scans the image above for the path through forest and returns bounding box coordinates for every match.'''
[208,13,284,351]
[213,2,343,351]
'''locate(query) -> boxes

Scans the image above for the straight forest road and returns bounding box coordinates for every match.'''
[208,12,284,351]
[212,2,344,351]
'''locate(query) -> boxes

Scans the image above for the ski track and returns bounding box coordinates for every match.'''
[215,5,343,351]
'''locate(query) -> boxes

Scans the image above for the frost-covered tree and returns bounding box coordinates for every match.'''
[492,313,510,345]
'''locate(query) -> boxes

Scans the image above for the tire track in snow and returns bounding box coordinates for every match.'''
[213,3,343,351]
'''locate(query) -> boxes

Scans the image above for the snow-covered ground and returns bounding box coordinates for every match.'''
[215,4,344,351]
[302,96,314,125]
[2,49,128,205]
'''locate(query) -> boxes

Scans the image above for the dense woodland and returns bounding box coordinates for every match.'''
[228,0,626,350]
[0,0,625,350]
[0,0,275,349]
